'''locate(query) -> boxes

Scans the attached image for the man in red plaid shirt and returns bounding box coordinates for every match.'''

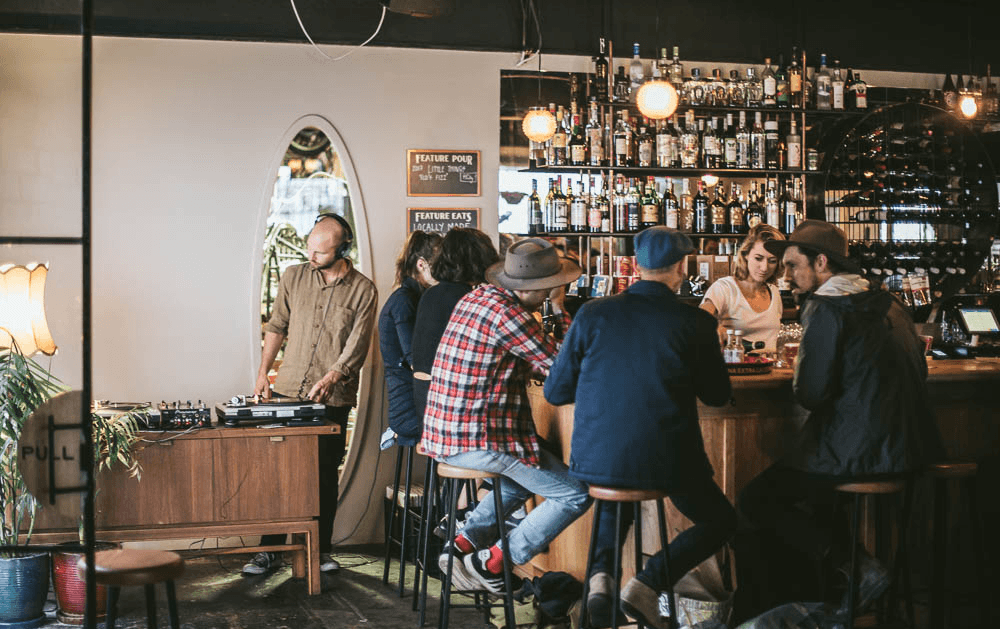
[421,238,591,594]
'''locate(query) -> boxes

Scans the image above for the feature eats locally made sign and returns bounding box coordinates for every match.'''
[407,208,480,235]
[406,149,480,196]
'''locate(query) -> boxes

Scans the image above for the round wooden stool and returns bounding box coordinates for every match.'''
[383,444,420,597]
[434,462,516,629]
[76,549,184,629]
[835,476,914,629]
[580,486,678,629]
[926,462,988,629]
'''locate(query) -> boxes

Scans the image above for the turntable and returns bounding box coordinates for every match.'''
[93,401,162,430]
[214,395,326,427]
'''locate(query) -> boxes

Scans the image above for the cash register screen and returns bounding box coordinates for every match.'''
[958,307,1000,334]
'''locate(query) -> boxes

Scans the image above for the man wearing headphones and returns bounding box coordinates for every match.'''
[243,212,378,576]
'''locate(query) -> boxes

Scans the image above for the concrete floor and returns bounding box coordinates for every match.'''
[38,547,541,629]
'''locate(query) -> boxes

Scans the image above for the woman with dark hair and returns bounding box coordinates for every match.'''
[411,228,500,417]
[700,224,785,350]
[377,230,442,444]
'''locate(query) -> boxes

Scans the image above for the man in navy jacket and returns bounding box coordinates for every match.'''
[545,227,736,629]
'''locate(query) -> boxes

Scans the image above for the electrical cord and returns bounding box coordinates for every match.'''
[289,0,387,62]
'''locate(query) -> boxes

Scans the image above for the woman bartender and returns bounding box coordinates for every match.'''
[700,224,785,351]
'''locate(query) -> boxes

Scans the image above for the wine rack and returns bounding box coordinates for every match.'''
[821,102,999,303]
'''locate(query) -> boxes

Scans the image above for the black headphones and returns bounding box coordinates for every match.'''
[314,212,354,259]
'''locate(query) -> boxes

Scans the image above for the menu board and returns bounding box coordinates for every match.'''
[407,208,480,235]
[406,149,480,197]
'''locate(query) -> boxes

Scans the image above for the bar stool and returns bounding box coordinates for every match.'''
[835,476,914,629]
[383,444,420,597]
[580,486,678,629]
[76,549,185,629]
[436,462,516,629]
[926,462,988,629]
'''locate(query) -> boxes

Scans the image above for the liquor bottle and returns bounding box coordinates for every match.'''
[764,178,780,227]
[543,178,556,231]
[775,53,789,108]
[637,119,654,167]
[529,179,543,235]
[745,183,765,228]
[693,180,710,233]
[681,110,699,168]
[788,46,803,108]
[613,175,627,232]
[629,43,644,102]
[745,67,763,107]
[853,72,868,110]
[783,179,802,234]
[786,119,802,169]
[764,117,780,169]
[702,118,719,168]
[587,176,603,233]
[551,105,568,165]
[571,180,588,232]
[669,46,684,89]
[728,183,746,234]
[586,100,604,166]
[831,59,845,110]
[569,73,581,110]
[679,178,694,232]
[614,111,632,167]
[613,66,630,103]
[641,176,661,228]
[724,113,738,168]
[552,176,568,233]
[729,69,747,107]
[939,73,955,111]
[569,114,587,166]
[751,112,766,169]
[560,177,573,233]
[599,180,612,233]
[656,119,672,167]
[708,68,726,106]
[761,57,777,106]
[603,111,613,165]
[711,184,728,234]
[815,53,832,110]
[736,111,751,169]
[663,179,680,229]
[593,38,610,102]
[626,177,642,232]
[656,47,671,82]
[669,118,682,167]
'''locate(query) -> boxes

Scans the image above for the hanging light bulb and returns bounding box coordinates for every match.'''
[959,92,978,118]
[522,106,557,143]
[636,79,679,120]
[701,174,720,188]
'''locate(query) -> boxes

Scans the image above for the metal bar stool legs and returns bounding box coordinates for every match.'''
[384,445,417,597]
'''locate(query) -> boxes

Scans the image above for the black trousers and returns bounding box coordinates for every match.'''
[262,405,350,554]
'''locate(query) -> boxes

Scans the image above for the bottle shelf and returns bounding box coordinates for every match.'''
[533,230,762,239]
[520,165,819,177]
[595,102,867,117]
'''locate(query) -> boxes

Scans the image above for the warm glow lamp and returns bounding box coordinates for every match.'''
[701,174,720,188]
[522,106,557,143]
[0,263,57,356]
[636,79,679,120]
[959,93,978,118]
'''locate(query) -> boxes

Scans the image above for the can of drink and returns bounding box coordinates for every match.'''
[614,256,633,277]
[806,149,819,171]
[614,277,630,294]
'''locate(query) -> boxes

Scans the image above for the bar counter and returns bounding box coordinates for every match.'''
[524,358,1000,581]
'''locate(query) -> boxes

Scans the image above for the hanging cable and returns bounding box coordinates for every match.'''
[289,0,387,61]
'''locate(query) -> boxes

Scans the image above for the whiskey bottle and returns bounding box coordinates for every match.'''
[728,183,746,234]
[663,179,680,229]
[775,53,789,108]
[641,177,661,228]
[586,100,604,166]
[529,179,543,235]
[599,180,612,233]
[571,180,588,232]
[679,178,694,232]
[552,175,568,232]
[681,110,700,168]
[761,57,777,106]
[637,119,654,167]
[614,111,632,167]
[764,117,780,169]
[569,114,587,166]
[543,178,556,232]
[613,175,628,232]
[656,119,673,167]
[711,184,728,234]
[587,177,603,233]
[702,118,720,168]
[592,38,610,102]
[614,66,630,103]
[853,72,868,110]
[626,177,642,232]
[694,180,711,233]
[745,183,765,228]
[669,46,685,90]
[551,105,568,165]
[788,46,803,108]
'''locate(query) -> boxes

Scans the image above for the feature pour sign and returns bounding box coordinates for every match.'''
[406,149,480,196]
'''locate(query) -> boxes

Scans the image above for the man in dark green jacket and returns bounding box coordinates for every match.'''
[545,227,735,629]
[738,220,942,617]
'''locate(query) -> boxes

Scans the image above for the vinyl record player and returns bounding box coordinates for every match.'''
[93,401,162,430]
[214,396,326,427]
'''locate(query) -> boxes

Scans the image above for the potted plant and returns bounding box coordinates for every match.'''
[0,342,63,628]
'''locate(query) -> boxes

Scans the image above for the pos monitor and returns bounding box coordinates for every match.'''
[956,306,1000,337]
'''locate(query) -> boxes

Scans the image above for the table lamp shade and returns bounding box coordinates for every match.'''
[0,263,57,356]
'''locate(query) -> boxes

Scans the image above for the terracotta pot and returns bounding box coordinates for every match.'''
[52,541,121,625]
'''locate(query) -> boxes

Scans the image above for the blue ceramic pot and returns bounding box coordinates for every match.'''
[0,551,50,628]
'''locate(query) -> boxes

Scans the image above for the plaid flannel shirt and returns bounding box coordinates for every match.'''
[420,284,570,466]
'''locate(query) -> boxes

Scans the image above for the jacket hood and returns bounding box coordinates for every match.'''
[809,283,896,319]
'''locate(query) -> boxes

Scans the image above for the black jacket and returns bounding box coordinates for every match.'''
[790,288,943,476]
[377,277,422,445]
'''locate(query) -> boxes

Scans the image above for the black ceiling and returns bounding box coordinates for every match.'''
[2,0,998,77]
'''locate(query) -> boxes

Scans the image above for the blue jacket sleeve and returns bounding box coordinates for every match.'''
[393,296,417,367]
[544,314,586,406]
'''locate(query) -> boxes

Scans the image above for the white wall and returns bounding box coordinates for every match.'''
[0,33,947,544]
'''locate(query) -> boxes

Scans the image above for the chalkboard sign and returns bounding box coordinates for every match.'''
[407,149,481,197]
[408,208,480,235]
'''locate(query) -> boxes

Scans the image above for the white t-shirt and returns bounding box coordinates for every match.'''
[701,276,782,350]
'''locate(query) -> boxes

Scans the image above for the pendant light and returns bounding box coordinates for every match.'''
[521,0,555,144]
[635,0,678,120]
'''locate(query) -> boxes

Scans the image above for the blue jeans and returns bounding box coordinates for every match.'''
[441,449,592,565]
[592,474,736,591]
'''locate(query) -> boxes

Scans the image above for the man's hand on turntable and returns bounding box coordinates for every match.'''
[307,369,344,404]
[254,373,273,400]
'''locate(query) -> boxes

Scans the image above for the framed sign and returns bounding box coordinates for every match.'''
[407,208,480,235]
[407,149,481,197]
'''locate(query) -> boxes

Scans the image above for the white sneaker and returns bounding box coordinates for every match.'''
[241,552,279,576]
[319,553,340,573]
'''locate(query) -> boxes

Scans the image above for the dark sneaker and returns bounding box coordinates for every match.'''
[587,572,618,628]
[836,553,891,616]
[456,549,505,595]
[319,553,340,573]
[620,577,669,629]
[241,552,280,576]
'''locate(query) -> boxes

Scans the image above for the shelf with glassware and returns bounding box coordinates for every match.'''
[819,101,999,308]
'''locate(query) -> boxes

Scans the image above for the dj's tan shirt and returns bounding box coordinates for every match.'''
[264,261,377,407]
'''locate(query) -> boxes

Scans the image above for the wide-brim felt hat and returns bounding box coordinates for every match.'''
[763,219,861,274]
[487,238,582,291]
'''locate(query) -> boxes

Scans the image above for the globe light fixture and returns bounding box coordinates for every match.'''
[522,106,557,143]
[959,93,978,118]
[636,79,679,120]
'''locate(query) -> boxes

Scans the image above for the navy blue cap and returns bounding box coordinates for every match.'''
[635,226,696,270]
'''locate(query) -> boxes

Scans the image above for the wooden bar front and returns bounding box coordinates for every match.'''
[525,359,1000,582]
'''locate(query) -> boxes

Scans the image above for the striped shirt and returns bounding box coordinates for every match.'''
[421,284,569,466]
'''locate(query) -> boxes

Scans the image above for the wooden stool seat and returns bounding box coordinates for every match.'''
[589,485,669,503]
[835,479,908,495]
[77,549,184,587]
[926,461,978,479]
[435,463,500,480]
